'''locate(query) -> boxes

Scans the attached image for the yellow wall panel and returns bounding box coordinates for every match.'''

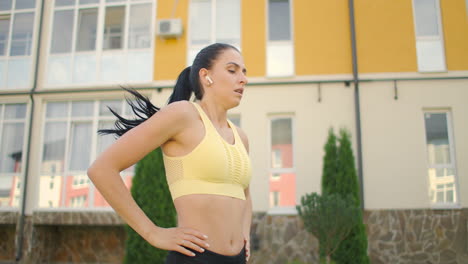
[154,1,189,81]
[294,0,352,75]
[440,0,468,71]
[241,0,266,77]
[354,0,417,73]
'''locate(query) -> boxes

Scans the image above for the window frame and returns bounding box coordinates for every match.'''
[422,109,461,209]
[265,0,295,78]
[267,114,297,215]
[0,0,40,90]
[46,0,156,88]
[0,101,30,211]
[411,0,447,73]
[36,99,136,211]
[186,0,242,66]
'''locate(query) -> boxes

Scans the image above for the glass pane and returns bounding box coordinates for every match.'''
[7,58,31,89]
[228,116,240,128]
[76,8,98,51]
[424,113,451,165]
[0,18,10,56]
[67,174,90,208]
[97,121,115,154]
[15,0,36,9]
[216,0,240,44]
[104,6,125,50]
[268,0,291,41]
[0,123,25,173]
[99,100,121,116]
[42,122,66,173]
[0,175,14,207]
[0,60,6,88]
[100,53,124,82]
[80,0,99,4]
[73,53,97,83]
[414,0,439,36]
[127,51,151,82]
[416,39,445,72]
[190,0,211,45]
[10,13,34,56]
[271,118,292,168]
[55,0,76,7]
[5,104,26,119]
[71,101,93,117]
[46,102,68,118]
[51,10,74,53]
[47,55,72,84]
[0,1,12,11]
[69,122,92,171]
[129,4,151,49]
[269,172,296,207]
[267,43,294,77]
[39,175,62,208]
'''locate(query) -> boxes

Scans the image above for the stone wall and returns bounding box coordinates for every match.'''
[0,208,467,264]
[0,224,16,262]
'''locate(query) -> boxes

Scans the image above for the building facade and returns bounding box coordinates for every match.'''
[1,0,467,263]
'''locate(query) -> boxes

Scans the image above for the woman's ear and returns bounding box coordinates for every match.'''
[199,68,211,86]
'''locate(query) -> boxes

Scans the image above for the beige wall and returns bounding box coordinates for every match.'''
[360,80,468,210]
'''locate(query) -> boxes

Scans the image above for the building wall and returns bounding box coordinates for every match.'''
[1,0,467,263]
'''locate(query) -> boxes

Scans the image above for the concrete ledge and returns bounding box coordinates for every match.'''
[32,211,125,226]
[0,211,19,224]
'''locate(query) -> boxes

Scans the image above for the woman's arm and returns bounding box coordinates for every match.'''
[237,126,253,261]
[87,101,209,256]
[243,187,253,261]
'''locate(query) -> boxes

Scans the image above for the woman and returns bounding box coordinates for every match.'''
[87,43,252,264]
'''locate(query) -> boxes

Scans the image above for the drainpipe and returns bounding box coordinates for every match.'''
[348,0,365,210]
[16,0,45,261]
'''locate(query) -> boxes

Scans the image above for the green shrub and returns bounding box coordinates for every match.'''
[123,148,176,264]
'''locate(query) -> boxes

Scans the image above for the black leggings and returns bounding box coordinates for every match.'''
[165,245,246,264]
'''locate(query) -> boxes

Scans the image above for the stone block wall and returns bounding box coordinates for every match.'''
[0,208,466,264]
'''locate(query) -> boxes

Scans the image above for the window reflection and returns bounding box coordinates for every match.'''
[269,117,295,208]
[424,112,458,205]
[40,100,135,208]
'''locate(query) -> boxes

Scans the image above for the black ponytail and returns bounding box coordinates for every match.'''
[99,43,239,138]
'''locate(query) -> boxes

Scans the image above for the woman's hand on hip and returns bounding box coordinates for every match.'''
[148,227,210,257]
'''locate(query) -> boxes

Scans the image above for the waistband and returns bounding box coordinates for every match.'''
[166,245,246,264]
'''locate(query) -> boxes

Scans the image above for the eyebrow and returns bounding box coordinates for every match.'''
[226,62,247,74]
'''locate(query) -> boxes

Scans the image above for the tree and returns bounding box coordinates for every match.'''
[123,148,176,264]
[297,192,360,264]
[328,128,369,264]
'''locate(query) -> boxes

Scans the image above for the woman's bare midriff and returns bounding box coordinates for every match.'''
[173,194,246,256]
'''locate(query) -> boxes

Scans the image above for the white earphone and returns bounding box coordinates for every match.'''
[206,76,213,85]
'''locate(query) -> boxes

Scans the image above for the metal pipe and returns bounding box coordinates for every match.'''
[348,0,365,210]
[16,0,45,261]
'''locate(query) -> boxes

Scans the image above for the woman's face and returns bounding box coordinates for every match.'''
[203,48,248,107]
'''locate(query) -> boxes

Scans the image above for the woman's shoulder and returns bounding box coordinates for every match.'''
[159,100,198,119]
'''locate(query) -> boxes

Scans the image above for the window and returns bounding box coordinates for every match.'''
[424,111,458,206]
[39,100,135,209]
[412,0,446,72]
[269,116,295,209]
[228,114,240,128]
[267,0,294,77]
[0,0,37,89]
[188,0,241,65]
[0,103,28,208]
[47,0,154,86]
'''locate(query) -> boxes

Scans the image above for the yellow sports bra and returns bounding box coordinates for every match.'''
[162,101,252,200]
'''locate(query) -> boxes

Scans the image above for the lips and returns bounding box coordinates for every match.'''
[234,88,244,95]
